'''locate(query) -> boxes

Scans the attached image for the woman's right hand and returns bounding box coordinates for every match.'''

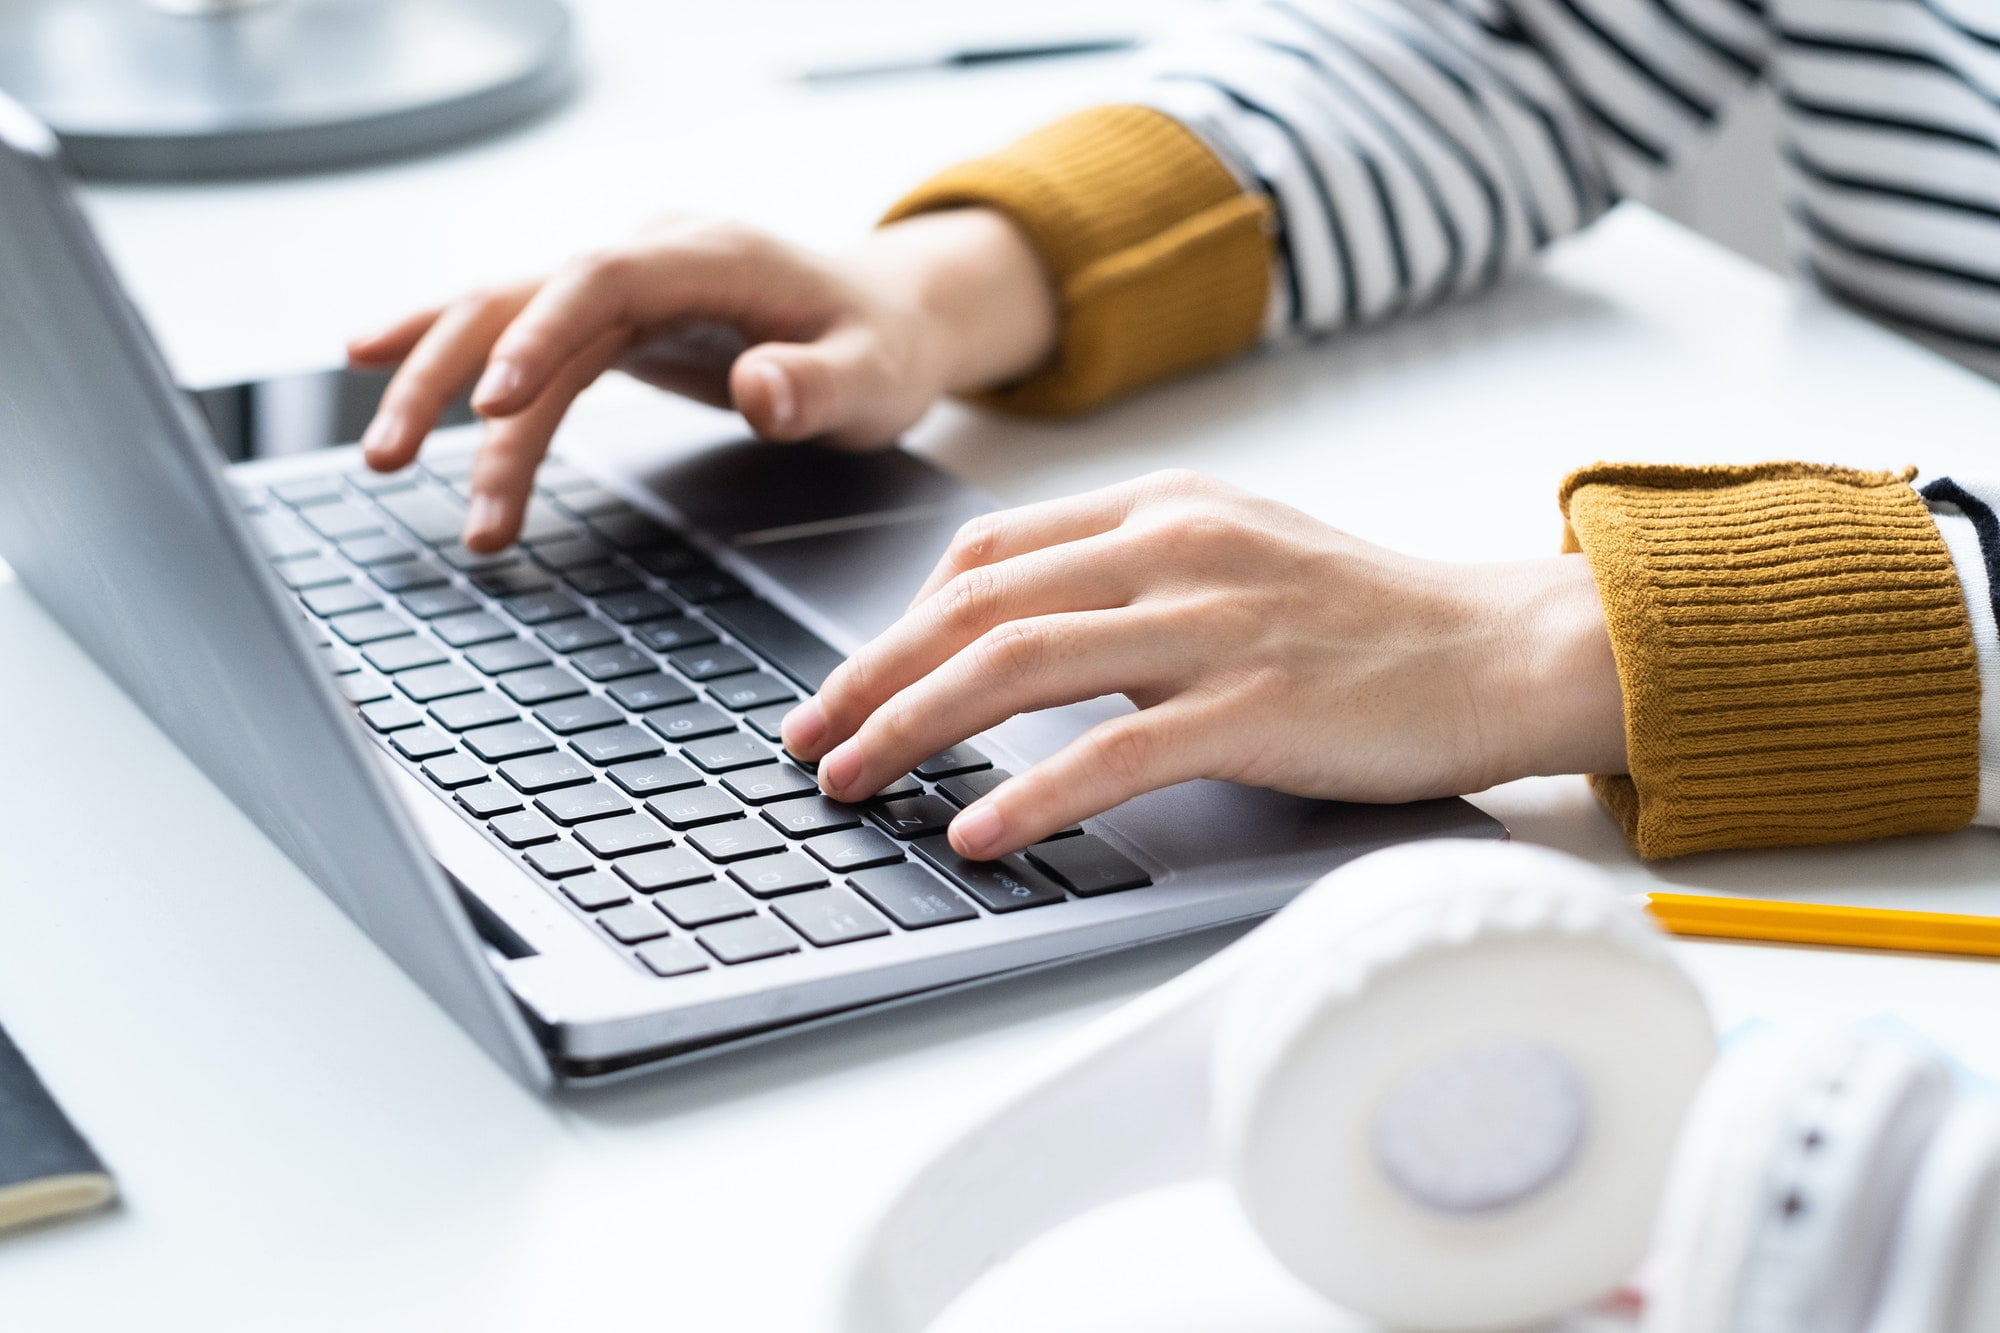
[346,208,1058,551]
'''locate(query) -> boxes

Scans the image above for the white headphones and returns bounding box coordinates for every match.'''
[842,840,2000,1332]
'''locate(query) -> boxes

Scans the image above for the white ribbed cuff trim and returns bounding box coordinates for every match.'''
[1930,507,2000,827]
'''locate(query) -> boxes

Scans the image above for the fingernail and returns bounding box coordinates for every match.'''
[821,742,862,797]
[953,803,1005,859]
[465,492,506,545]
[757,361,794,433]
[472,360,520,410]
[360,413,399,458]
[783,698,826,755]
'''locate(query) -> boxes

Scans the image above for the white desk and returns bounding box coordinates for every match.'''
[6,3,2000,1329]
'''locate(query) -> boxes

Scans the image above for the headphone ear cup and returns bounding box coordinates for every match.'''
[1644,1029,1956,1333]
[1212,841,1714,1332]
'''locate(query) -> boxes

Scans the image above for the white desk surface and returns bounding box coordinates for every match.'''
[6,2,2000,1329]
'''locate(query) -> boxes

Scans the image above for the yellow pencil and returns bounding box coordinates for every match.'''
[1645,893,2000,960]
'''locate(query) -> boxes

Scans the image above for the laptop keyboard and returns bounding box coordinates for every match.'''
[238,448,1151,979]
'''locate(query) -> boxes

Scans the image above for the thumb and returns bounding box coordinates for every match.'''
[730,325,915,446]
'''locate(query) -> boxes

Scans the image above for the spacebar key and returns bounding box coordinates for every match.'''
[703,597,846,691]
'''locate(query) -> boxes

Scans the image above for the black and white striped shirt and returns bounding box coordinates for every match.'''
[1140,0,2000,366]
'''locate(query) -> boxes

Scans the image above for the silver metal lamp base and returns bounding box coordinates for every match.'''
[0,0,576,180]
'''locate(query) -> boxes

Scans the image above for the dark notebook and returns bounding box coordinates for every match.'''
[0,1023,114,1234]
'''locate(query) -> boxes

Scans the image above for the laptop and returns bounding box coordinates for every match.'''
[0,96,1504,1089]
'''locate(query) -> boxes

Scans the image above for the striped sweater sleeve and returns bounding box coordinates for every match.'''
[1140,0,1773,342]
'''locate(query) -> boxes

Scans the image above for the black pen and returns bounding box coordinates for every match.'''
[799,37,1141,83]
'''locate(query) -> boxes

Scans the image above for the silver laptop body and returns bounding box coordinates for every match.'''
[0,98,1503,1088]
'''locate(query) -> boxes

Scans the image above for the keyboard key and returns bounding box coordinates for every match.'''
[359,699,422,732]
[529,534,612,570]
[598,902,672,943]
[322,643,362,675]
[328,609,413,646]
[551,484,625,516]
[764,796,865,839]
[428,691,517,733]
[534,781,631,825]
[463,721,557,763]
[347,467,421,496]
[400,585,478,620]
[560,871,632,911]
[456,781,525,818]
[721,764,818,805]
[337,532,415,566]
[363,635,448,674]
[727,851,829,898]
[301,499,382,541]
[574,812,675,858]
[702,597,847,692]
[501,589,580,625]
[302,582,379,618]
[644,702,735,742]
[655,880,755,927]
[271,475,347,507]
[390,725,456,761]
[772,887,891,946]
[571,644,653,681]
[850,864,979,929]
[683,733,774,774]
[586,509,674,549]
[537,617,621,654]
[607,755,703,796]
[868,773,924,802]
[634,937,710,977]
[742,702,795,744]
[524,840,592,878]
[489,811,559,848]
[1025,836,1152,896]
[432,611,512,648]
[516,497,580,545]
[669,643,754,681]
[607,672,694,712]
[369,557,449,593]
[498,665,587,705]
[645,787,743,829]
[800,825,902,871]
[597,589,674,624]
[424,452,477,482]
[498,751,594,793]
[465,638,550,675]
[565,563,642,597]
[421,753,488,789]
[616,846,714,893]
[252,513,321,561]
[377,487,466,544]
[668,570,749,604]
[274,554,346,589]
[937,769,1008,808]
[687,819,787,863]
[632,616,716,653]
[912,838,1066,913]
[571,724,665,766]
[697,915,800,964]
[868,793,958,840]
[706,672,796,712]
[533,694,623,735]
[915,745,992,780]
[441,545,519,574]
[396,663,480,703]
[340,673,393,705]
[471,565,553,597]
[635,544,707,576]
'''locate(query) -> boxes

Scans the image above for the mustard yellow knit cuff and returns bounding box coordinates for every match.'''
[1560,462,1980,859]
[882,104,1272,416]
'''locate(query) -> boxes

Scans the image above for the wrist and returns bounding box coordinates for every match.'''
[1486,554,1628,781]
[848,208,1059,396]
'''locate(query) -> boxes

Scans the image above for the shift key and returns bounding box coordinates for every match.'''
[911,837,1065,913]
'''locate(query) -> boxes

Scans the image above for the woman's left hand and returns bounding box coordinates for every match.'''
[781,469,1626,860]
